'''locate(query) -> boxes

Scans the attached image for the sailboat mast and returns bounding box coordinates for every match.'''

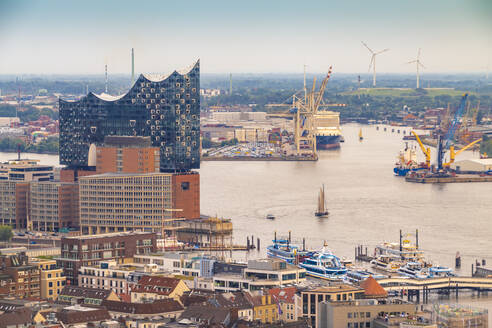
[322,184,326,212]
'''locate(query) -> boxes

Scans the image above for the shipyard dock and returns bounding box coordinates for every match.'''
[202,155,317,162]
[405,174,492,183]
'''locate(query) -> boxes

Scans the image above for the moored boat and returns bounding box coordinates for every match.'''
[298,242,347,280]
[267,234,312,264]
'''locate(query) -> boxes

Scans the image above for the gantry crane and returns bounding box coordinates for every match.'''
[411,131,431,168]
[266,66,333,157]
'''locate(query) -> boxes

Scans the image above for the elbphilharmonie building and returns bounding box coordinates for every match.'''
[59,61,200,172]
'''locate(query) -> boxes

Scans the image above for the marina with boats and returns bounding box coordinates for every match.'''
[265,230,471,293]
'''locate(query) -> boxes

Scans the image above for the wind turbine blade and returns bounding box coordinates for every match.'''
[418,61,426,69]
[361,41,374,54]
[406,60,417,64]
[376,48,390,55]
[417,48,421,60]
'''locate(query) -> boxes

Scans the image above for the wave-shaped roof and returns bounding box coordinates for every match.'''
[142,60,198,82]
[93,92,126,101]
[60,60,199,103]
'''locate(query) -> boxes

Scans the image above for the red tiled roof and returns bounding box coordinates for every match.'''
[268,287,296,304]
[360,276,387,298]
[119,293,131,303]
[131,276,181,296]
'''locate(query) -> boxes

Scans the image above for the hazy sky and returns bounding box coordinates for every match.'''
[1,0,491,75]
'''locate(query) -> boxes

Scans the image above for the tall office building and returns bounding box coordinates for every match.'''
[78,171,200,235]
[59,61,200,172]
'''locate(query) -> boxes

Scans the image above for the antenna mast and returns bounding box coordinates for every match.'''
[229,73,232,95]
[131,48,135,85]
[105,64,108,93]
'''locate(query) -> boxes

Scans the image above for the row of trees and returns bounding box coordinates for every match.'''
[205,88,492,122]
[480,135,492,157]
[0,105,58,122]
[0,136,59,154]
[202,137,239,149]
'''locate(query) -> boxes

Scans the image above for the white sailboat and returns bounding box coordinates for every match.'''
[315,184,329,217]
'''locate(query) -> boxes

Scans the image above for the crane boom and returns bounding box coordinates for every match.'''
[314,66,333,111]
[411,131,431,168]
[444,138,482,166]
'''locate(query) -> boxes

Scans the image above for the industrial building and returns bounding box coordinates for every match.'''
[451,158,492,172]
[59,61,200,172]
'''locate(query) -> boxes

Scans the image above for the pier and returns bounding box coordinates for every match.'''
[377,276,492,302]
[201,155,317,162]
[405,174,492,183]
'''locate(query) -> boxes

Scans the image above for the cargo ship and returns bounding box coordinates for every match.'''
[315,111,342,150]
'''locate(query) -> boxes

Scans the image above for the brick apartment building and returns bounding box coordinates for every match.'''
[56,231,157,285]
[95,136,160,174]
[0,253,40,299]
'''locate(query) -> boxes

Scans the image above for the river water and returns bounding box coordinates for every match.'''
[2,123,491,313]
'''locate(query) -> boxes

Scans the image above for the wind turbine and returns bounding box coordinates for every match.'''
[362,41,389,87]
[406,48,426,89]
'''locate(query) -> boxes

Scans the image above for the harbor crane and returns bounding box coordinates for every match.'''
[444,138,482,167]
[436,94,468,171]
[411,131,431,168]
[266,66,333,157]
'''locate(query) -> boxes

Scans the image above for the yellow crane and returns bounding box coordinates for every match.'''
[411,131,431,168]
[444,138,482,167]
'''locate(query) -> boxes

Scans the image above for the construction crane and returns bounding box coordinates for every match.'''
[411,131,431,168]
[436,94,468,171]
[266,66,333,157]
[444,138,482,167]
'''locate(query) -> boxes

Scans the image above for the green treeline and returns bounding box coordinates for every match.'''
[0,105,58,122]
[0,136,59,154]
[480,135,492,157]
[201,138,239,149]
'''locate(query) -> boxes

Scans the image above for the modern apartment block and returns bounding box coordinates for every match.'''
[78,171,199,235]
[0,181,28,229]
[59,61,200,172]
[29,181,79,231]
[95,136,160,174]
[56,232,156,285]
[301,285,365,327]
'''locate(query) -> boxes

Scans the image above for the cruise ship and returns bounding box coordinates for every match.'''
[315,111,342,150]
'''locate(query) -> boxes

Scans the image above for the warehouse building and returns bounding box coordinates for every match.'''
[451,158,492,172]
